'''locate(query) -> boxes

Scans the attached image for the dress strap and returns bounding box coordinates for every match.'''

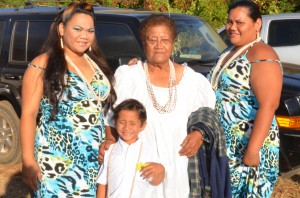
[28,63,46,70]
[250,59,281,64]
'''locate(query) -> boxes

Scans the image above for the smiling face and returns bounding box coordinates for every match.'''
[144,25,173,65]
[115,110,146,145]
[59,13,95,55]
[226,7,261,47]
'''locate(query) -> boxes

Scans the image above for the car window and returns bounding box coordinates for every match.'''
[27,21,52,61]
[218,26,232,46]
[95,22,143,70]
[0,21,5,55]
[173,18,227,62]
[11,21,27,61]
[11,21,52,62]
[268,19,300,47]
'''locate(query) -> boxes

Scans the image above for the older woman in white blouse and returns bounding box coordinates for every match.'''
[108,14,215,198]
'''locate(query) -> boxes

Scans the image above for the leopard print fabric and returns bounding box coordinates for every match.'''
[207,51,280,198]
[33,70,109,197]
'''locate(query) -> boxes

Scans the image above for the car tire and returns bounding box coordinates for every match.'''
[0,100,21,165]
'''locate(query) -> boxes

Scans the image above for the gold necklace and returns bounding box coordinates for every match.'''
[210,37,262,90]
[144,59,177,114]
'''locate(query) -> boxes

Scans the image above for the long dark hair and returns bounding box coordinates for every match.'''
[41,2,116,118]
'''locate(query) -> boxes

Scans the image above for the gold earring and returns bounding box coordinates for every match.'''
[256,31,260,39]
[60,37,64,49]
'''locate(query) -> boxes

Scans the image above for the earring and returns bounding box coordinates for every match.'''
[89,46,92,52]
[256,31,260,39]
[60,37,64,49]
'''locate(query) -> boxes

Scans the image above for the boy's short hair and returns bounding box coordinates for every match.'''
[112,99,147,124]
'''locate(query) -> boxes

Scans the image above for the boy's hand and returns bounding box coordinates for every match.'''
[140,162,165,186]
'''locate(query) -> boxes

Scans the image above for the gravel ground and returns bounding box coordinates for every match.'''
[0,163,299,198]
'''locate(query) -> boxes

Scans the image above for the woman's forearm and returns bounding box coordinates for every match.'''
[20,114,38,163]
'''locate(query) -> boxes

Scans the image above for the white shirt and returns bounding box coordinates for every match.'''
[107,61,216,198]
[97,137,164,198]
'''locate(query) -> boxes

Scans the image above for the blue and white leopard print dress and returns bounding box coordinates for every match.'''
[33,70,109,197]
[208,51,280,198]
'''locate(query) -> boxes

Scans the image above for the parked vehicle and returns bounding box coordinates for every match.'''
[217,13,300,67]
[0,5,227,165]
[276,66,300,178]
[217,13,300,177]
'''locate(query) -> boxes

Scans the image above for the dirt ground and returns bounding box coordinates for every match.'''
[0,163,300,198]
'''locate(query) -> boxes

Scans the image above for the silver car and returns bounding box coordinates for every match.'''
[217,13,300,67]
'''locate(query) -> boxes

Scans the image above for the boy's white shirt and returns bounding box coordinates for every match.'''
[97,135,164,198]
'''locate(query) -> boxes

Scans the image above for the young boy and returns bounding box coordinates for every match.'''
[97,99,165,198]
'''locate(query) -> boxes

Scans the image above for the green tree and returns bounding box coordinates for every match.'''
[1,0,299,29]
[253,0,297,14]
[0,0,25,8]
[185,0,233,29]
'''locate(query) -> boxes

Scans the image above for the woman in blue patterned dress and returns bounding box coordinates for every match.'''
[207,1,282,197]
[20,3,116,197]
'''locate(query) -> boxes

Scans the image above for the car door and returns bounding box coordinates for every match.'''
[264,18,300,67]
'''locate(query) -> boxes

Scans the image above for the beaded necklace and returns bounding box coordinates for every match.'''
[65,53,110,111]
[144,59,177,114]
[211,37,262,90]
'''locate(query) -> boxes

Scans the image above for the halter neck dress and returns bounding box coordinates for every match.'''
[207,50,280,197]
[32,67,110,197]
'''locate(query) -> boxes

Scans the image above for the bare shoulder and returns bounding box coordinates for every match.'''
[249,42,282,81]
[247,41,279,61]
[30,53,49,69]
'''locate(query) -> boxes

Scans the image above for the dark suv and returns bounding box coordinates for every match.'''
[0,6,227,165]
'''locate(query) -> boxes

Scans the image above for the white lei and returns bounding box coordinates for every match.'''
[211,37,262,90]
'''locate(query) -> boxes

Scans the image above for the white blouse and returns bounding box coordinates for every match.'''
[108,61,216,198]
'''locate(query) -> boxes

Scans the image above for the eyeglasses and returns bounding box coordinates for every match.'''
[146,38,171,47]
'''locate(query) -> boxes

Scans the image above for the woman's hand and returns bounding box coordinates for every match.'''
[22,158,42,190]
[243,149,260,166]
[179,130,203,158]
[140,162,165,186]
[128,58,139,66]
[98,139,116,164]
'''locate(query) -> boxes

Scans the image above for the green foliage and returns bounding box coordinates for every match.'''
[186,0,233,29]
[254,0,297,14]
[0,0,75,8]
[0,0,25,8]
[1,0,299,29]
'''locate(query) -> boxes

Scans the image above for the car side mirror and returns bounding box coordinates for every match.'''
[284,96,300,116]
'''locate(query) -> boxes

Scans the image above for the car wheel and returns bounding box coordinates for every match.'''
[0,100,21,165]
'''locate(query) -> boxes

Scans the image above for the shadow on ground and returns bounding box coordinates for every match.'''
[0,170,31,198]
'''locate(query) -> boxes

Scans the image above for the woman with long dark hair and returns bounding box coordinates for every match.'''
[20,2,116,197]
